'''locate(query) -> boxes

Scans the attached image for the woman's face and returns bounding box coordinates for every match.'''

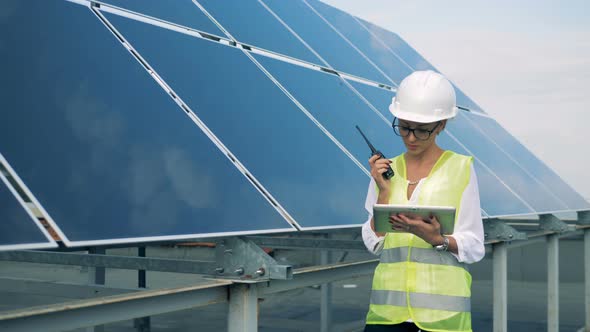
[397,119,445,156]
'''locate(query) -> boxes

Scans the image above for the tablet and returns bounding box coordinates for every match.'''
[373,204,456,234]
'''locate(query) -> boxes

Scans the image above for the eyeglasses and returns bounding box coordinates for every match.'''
[392,119,441,140]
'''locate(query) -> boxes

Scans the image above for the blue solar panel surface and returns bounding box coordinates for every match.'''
[304,0,412,85]
[447,112,570,213]
[195,0,321,64]
[355,17,485,113]
[105,13,370,229]
[0,173,56,250]
[97,0,224,35]
[466,115,590,211]
[346,81,393,120]
[253,54,402,170]
[261,0,391,84]
[0,0,294,245]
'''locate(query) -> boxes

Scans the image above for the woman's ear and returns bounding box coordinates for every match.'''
[438,120,447,134]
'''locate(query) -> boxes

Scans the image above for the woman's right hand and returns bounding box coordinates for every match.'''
[369,155,392,195]
[369,155,392,238]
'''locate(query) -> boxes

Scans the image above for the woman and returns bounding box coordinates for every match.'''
[362,70,485,332]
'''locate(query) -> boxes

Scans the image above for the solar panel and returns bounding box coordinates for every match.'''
[0,158,56,251]
[103,12,370,229]
[260,0,391,84]
[195,0,322,64]
[252,54,403,171]
[446,112,571,214]
[464,114,590,211]
[0,0,294,246]
[303,0,413,85]
[354,16,485,113]
[95,0,224,36]
[346,81,393,120]
[436,133,536,217]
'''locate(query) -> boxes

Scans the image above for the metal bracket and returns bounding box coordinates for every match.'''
[539,214,573,233]
[578,210,590,225]
[484,219,527,242]
[215,237,292,281]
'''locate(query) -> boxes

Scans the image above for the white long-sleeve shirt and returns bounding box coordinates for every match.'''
[361,163,485,264]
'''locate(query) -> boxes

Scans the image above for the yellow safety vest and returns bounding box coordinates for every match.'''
[366,150,474,332]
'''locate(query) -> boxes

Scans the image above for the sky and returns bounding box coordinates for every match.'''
[321,0,590,202]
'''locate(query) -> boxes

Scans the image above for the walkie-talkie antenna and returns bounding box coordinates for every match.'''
[356,126,377,155]
[355,125,395,180]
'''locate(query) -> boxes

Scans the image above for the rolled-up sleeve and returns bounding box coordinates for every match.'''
[362,180,385,255]
[451,164,486,264]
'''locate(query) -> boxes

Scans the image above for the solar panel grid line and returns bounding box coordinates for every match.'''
[300,0,399,87]
[458,112,572,210]
[259,0,392,85]
[330,9,485,115]
[190,0,235,41]
[65,0,89,6]
[0,153,59,249]
[348,14,416,77]
[254,0,330,67]
[340,78,391,125]
[92,0,399,95]
[89,0,231,46]
[194,1,395,149]
[443,130,538,215]
[93,7,302,231]
[243,51,372,178]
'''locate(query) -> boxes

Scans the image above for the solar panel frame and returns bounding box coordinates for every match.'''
[0,153,58,251]
[90,0,226,37]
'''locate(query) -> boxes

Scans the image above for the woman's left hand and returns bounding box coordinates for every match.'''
[390,214,444,246]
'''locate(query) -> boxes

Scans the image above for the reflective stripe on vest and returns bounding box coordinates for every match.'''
[371,290,471,312]
[366,151,474,331]
[380,246,468,271]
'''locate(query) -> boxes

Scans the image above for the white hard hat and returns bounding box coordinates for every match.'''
[389,70,458,123]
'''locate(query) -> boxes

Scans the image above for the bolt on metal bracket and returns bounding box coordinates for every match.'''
[483,219,527,242]
[214,237,292,281]
[539,214,574,233]
[577,210,590,225]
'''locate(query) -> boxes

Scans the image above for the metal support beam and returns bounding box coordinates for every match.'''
[320,236,332,332]
[540,214,572,233]
[227,284,258,332]
[484,219,527,242]
[0,277,137,298]
[259,259,378,296]
[215,237,292,280]
[547,234,559,332]
[493,242,508,332]
[579,211,590,225]
[0,279,231,332]
[0,250,217,275]
[246,236,366,251]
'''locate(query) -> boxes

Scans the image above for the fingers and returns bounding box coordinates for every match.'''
[369,157,392,180]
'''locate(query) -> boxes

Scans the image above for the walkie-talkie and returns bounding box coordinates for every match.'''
[356,125,394,180]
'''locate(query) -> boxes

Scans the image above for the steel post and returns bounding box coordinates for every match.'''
[228,283,258,332]
[547,234,559,332]
[493,242,507,332]
[320,243,332,332]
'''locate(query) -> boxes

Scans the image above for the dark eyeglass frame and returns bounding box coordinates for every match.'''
[392,118,441,141]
